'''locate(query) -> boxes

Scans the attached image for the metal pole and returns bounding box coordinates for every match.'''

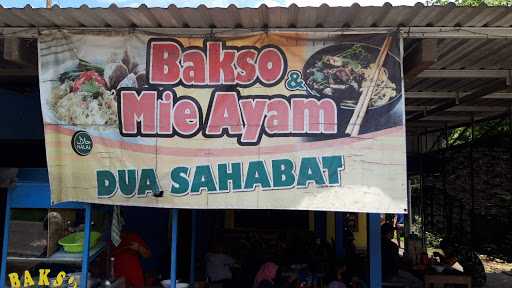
[444,122,449,148]
[470,114,475,247]
[80,204,92,288]
[190,210,197,286]
[425,130,434,232]
[442,123,449,236]
[509,106,512,195]
[368,213,382,288]
[405,179,412,251]
[418,133,426,248]
[509,107,512,232]
[335,212,344,258]
[314,211,326,241]
[509,106,512,144]
[170,209,179,288]
[0,191,11,286]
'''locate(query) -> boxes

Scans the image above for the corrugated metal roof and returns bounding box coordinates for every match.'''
[1,5,512,29]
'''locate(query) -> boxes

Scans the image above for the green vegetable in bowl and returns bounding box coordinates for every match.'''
[58,58,104,84]
[80,80,103,99]
[78,59,104,75]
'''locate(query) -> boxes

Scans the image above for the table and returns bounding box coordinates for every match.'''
[7,241,105,265]
[424,274,472,288]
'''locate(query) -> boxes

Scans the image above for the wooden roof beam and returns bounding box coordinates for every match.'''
[405,121,448,128]
[417,69,511,79]
[404,39,438,85]
[407,80,508,121]
[406,105,508,112]
[405,92,512,99]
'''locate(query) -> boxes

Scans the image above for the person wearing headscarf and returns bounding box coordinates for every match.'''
[327,262,347,288]
[253,262,279,288]
[328,282,347,288]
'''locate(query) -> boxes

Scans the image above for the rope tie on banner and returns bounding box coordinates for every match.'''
[111,206,124,247]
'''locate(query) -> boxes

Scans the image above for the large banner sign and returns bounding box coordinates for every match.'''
[39,31,407,212]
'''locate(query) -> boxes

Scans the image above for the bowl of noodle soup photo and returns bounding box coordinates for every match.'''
[302,42,403,138]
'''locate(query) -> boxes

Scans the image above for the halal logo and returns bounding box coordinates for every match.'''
[71,131,93,156]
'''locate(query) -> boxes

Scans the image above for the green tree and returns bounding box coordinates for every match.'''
[432,0,511,5]
[448,117,510,147]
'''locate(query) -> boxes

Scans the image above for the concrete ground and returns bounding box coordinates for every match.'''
[484,272,512,287]
[481,255,512,288]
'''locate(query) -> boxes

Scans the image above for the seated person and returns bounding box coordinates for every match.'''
[253,262,279,288]
[253,262,296,288]
[350,276,368,288]
[112,231,151,288]
[327,260,367,288]
[435,239,487,287]
[343,228,365,285]
[327,262,348,288]
[206,242,236,288]
[381,223,422,288]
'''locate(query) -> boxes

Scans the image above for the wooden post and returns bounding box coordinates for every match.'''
[46,0,52,8]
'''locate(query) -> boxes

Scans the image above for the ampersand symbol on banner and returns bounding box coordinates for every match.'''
[285,70,308,91]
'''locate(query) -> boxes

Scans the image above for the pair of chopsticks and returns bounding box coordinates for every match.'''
[345,36,393,137]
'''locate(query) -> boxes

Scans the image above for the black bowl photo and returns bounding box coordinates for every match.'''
[302,42,403,139]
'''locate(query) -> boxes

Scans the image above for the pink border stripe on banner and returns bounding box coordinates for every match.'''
[45,124,404,158]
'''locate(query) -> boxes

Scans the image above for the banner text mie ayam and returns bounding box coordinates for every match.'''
[118,39,338,146]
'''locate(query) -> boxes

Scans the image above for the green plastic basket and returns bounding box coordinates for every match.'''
[58,231,101,253]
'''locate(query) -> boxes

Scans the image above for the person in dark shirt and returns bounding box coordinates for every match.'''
[381,223,422,288]
[343,228,366,287]
[436,239,487,287]
[381,223,400,281]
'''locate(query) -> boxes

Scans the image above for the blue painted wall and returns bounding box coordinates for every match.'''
[122,206,170,276]
[0,89,43,139]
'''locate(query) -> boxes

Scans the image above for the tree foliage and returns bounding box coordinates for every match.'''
[448,117,510,147]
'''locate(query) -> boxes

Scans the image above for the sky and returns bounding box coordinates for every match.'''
[2,0,421,8]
